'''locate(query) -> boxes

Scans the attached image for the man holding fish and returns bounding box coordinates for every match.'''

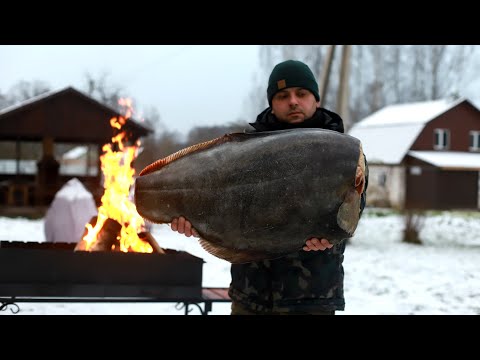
[138,60,368,315]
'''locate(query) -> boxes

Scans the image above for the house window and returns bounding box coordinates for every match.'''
[433,129,450,150]
[410,166,422,175]
[0,141,41,175]
[469,131,480,151]
[57,143,99,176]
[378,172,387,187]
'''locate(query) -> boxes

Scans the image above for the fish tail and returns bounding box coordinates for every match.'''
[337,189,361,236]
[355,146,366,195]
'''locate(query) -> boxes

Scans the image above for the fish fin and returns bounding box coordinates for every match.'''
[337,188,361,235]
[139,134,232,176]
[198,238,277,264]
[138,131,280,176]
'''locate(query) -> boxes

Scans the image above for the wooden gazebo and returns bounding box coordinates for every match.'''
[0,86,152,211]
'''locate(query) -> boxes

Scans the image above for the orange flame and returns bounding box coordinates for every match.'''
[83,98,152,253]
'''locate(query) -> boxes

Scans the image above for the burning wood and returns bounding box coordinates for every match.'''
[76,216,165,254]
[138,231,166,254]
[75,216,121,252]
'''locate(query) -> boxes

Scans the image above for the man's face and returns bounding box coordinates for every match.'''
[271,87,320,124]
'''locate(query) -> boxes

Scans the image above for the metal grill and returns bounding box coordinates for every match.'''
[0,241,225,314]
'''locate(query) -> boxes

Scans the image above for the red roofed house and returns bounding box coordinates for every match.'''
[348,97,480,210]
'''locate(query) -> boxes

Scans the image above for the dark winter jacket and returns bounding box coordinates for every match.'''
[228,107,368,314]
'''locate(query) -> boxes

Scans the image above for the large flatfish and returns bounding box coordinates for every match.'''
[135,128,366,263]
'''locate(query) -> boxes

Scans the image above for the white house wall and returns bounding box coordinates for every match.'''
[389,166,406,209]
[367,165,405,209]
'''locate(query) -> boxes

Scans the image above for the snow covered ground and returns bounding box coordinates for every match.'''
[1,208,479,315]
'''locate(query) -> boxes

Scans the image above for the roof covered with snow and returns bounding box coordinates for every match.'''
[350,123,425,164]
[0,88,65,116]
[0,86,152,142]
[348,97,474,165]
[408,151,480,170]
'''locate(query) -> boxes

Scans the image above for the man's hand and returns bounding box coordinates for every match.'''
[171,216,332,251]
[303,238,333,251]
[171,216,199,238]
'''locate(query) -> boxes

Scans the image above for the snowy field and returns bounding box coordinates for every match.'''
[1,208,479,315]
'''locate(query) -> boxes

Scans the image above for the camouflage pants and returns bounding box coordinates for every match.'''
[230,301,335,315]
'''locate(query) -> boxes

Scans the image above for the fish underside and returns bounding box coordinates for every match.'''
[135,128,365,264]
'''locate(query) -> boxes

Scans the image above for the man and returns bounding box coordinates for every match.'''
[171,59,368,315]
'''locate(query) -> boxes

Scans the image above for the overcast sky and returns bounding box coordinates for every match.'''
[2,45,479,137]
[0,45,261,135]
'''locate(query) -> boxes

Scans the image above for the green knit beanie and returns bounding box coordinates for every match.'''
[267,60,320,106]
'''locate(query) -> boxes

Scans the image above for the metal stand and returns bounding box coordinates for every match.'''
[176,301,213,315]
[0,287,230,315]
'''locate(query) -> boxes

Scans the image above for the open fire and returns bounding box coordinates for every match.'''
[0,98,207,306]
[75,98,160,254]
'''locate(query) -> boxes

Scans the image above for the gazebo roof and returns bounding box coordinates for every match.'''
[0,86,152,144]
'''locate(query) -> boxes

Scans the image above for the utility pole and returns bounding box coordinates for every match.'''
[318,45,336,108]
[317,45,352,128]
[336,45,352,128]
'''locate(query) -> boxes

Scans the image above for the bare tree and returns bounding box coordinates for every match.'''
[186,122,248,146]
[347,45,476,122]
[429,45,472,99]
[83,71,128,112]
[390,45,402,102]
[140,105,165,136]
[402,209,425,244]
[0,91,9,109]
[246,45,477,126]
[243,72,269,121]
[2,80,51,107]
[134,129,183,175]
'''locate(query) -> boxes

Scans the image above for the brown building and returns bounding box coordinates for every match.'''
[349,98,480,210]
[0,86,152,213]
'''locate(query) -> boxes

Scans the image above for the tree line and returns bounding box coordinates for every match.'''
[0,71,249,173]
[247,45,476,131]
[1,45,476,171]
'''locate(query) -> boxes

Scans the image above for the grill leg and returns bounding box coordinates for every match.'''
[0,300,20,314]
[181,302,210,315]
[203,301,212,315]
